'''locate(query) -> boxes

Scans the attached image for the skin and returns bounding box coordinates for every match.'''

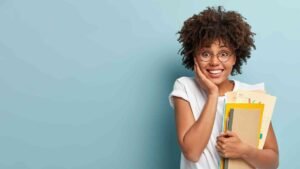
[173,40,279,168]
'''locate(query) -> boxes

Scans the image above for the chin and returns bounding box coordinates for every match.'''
[208,78,225,86]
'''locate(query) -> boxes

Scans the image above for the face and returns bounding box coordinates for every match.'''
[194,40,236,85]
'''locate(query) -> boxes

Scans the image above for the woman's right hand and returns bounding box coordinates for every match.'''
[194,58,219,97]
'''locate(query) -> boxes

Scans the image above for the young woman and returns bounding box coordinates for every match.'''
[169,6,279,169]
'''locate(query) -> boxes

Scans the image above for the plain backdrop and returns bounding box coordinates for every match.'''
[0,0,299,168]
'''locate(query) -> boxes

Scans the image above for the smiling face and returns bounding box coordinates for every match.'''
[194,40,236,86]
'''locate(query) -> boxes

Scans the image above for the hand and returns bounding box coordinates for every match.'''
[216,131,251,159]
[194,58,218,96]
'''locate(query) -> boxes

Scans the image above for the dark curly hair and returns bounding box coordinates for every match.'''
[177,6,255,75]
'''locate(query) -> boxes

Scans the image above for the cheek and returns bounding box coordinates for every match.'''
[224,64,234,75]
[198,63,208,73]
[194,58,205,70]
[194,57,201,65]
[225,59,236,72]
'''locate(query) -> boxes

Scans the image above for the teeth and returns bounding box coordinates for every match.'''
[208,70,222,74]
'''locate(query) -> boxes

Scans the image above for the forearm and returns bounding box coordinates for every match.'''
[242,145,279,169]
[181,95,218,161]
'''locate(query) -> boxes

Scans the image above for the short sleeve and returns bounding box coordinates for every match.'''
[236,80,265,91]
[168,79,189,109]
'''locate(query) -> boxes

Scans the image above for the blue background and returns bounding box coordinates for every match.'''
[0,0,299,168]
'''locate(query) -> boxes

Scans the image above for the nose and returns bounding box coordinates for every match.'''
[209,55,220,66]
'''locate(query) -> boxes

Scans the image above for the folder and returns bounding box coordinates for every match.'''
[220,103,264,169]
[225,90,276,149]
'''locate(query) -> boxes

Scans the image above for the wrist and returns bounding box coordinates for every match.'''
[207,93,218,99]
[208,87,219,96]
[241,144,257,160]
[208,88,219,97]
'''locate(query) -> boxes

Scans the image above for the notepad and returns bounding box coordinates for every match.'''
[219,89,277,169]
[220,103,264,169]
[225,90,276,149]
[224,108,263,169]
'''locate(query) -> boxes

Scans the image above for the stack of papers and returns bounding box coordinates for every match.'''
[219,90,276,169]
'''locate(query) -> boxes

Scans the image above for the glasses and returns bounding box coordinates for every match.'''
[197,50,233,63]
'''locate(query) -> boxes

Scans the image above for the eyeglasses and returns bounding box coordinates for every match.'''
[197,50,233,63]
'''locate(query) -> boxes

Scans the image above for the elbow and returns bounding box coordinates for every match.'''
[275,162,279,169]
[178,139,204,163]
[274,156,279,169]
[183,151,202,163]
[271,151,279,169]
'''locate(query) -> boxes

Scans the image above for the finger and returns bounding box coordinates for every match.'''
[216,146,227,157]
[194,61,200,76]
[194,65,201,84]
[220,131,235,139]
[218,150,226,158]
[216,136,223,143]
[221,143,227,150]
[216,135,225,142]
[196,64,205,79]
[216,141,224,149]
[216,145,224,154]
[225,131,239,140]
[216,144,221,151]
[218,132,227,137]
[226,136,238,143]
[225,131,236,136]
[193,57,197,71]
[193,61,199,78]
[222,152,229,158]
[217,136,228,144]
[194,58,205,79]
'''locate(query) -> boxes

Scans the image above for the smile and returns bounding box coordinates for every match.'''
[206,69,224,77]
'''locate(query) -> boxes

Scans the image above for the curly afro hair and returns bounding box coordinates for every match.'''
[177,6,255,75]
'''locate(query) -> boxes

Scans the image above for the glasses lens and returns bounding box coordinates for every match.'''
[199,52,211,62]
[217,52,231,62]
[198,51,232,62]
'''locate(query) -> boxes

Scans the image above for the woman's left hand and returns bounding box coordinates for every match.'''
[216,131,250,159]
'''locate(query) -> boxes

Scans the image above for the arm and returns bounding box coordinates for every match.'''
[242,123,279,169]
[173,60,219,162]
[216,123,279,169]
[174,94,218,162]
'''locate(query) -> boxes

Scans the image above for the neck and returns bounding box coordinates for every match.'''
[217,79,234,96]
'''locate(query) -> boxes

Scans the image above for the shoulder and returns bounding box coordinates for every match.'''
[174,76,196,86]
[172,76,200,92]
[169,76,206,110]
[172,76,205,99]
[233,79,265,91]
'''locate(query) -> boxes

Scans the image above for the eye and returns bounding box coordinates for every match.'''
[200,51,211,58]
[218,51,230,58]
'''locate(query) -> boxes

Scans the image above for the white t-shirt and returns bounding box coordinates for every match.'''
[169,76,264,169]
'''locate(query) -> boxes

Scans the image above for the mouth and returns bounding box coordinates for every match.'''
[206,69,224,78]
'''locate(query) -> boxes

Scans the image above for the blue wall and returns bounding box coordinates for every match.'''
[0,0,299,168]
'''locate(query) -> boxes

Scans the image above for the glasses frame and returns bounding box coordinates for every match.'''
[196,50,234,63]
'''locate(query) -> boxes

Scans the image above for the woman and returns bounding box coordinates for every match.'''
[169,6,279,169]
